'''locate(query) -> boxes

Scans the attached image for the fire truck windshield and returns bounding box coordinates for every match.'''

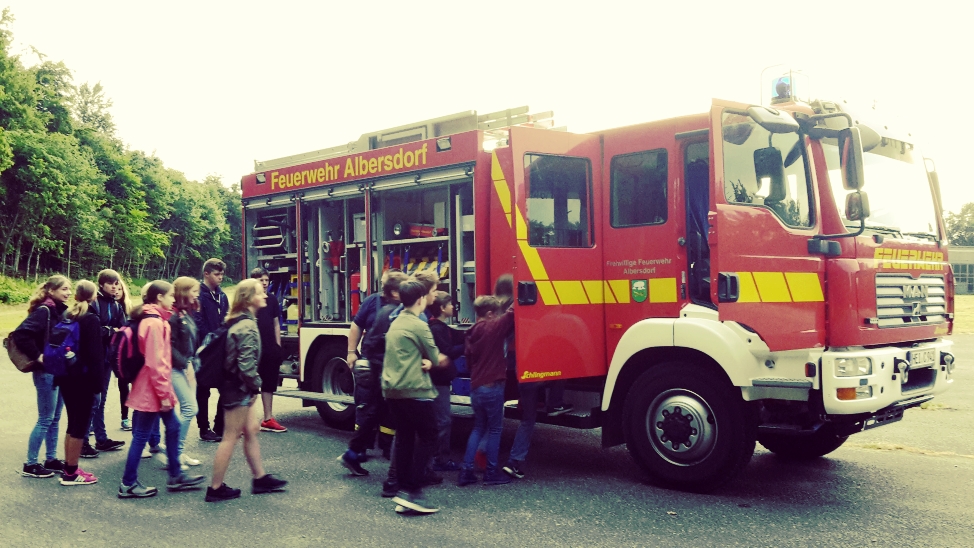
[823,137,938,239]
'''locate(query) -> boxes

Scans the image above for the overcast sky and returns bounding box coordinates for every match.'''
[3,1,970,212]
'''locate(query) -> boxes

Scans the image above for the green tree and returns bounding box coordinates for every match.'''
[946,203,974,246]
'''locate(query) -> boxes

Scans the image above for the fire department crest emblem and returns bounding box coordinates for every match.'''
[631,280,648,303]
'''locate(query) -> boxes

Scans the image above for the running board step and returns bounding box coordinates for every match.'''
[274,390,354,405]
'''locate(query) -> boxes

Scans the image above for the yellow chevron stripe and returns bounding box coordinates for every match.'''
[753,272,791,302]
[785,272,825,302]
[649,278,678,303]
[515,207,528,241]
[608,280,630,304]
[602,281,617,304]
[491,152,512,227]
[737,272,760,302]
[536,280,558,305]
[517,240,549,281]
[553,280,589,304]
[582,280,605,304]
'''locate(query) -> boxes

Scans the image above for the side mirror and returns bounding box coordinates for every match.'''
[754,147,787,202]
[839,127,865,190]
[845,191,870,221]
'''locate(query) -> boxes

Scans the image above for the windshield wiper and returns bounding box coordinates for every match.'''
[861,224,902,235]
[901,232,938,242]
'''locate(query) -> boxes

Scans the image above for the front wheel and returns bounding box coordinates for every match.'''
[757,424,848,460]
[311,347,355,431]
[623,362,755,492]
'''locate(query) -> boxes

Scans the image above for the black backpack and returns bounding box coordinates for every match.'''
[195,316,246,389]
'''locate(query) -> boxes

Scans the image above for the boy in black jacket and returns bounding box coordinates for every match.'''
[84,269,126,457]
[426,291,464,471]
[194,258,230,442]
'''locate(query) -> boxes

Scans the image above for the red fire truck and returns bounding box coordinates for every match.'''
[240,83,955,491]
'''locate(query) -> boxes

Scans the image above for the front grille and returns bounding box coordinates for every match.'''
[875,273,946,328]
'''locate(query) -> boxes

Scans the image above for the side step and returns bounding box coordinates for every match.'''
[274,390,354,405]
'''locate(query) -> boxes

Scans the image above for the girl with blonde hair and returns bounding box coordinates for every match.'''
[14,275,71,478]
[116,277,135,430]
[206,278,287,501]
[55,281,104,485]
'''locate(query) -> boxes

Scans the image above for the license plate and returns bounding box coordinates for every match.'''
[908,348,936,369]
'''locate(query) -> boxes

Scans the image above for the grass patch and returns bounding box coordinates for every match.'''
[919,401,952,410]
[953,294,974,334]
[846,441,974,459]
[0,275,34,305]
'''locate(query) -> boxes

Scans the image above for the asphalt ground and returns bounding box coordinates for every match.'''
[1,337,972,547]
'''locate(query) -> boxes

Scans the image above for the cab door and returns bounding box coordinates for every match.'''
[710,100,826,351]
[508,127,605,380]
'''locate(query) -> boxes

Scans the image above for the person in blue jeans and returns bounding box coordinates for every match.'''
[14,275,71,478]
[457,295,514,487]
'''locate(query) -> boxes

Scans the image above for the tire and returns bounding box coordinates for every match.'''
[757,424,848,460]
[311,346,356,431]
[623,362,756,492]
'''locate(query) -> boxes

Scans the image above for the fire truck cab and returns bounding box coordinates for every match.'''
[240,88,955,492]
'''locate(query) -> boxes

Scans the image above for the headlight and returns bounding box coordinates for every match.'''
[835,357,872,377]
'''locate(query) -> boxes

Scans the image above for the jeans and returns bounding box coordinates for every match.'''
[122,409,181,484]
[462,383,505,472]
[509,382,542,463]
[171,368,198,454]
[26,371,63,465]
[387,398,438,492]
[433,384,453,461]
[88,366,112,443]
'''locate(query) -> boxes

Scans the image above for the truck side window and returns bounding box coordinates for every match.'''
[610,149,667,227]
[721,111,813,228]
[524,154,592,247]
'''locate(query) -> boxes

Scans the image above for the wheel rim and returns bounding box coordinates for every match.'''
[646,389,717,466]
[321,357,353,412]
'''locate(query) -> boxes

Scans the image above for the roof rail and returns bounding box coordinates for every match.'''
[254,106,556,172]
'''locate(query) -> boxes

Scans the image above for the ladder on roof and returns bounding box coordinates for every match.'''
[254,107,560,172]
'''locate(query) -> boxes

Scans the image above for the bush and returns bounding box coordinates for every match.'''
[0,275,35,304]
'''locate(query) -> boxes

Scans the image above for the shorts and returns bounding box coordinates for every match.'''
[258,359,281,394]
[222,394,257,410]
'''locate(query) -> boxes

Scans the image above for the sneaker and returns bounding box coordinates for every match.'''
[21,463,55,478]
[180,454,202,467]
[141,447,152,459]
[547,404,574,417]
[431,459,460,472]
[95,439,126,452]
[80,444,99,459]
[252,474,288,494]
[381,480,399,498]
[456,469,479,486]
[394,504,416,515]
[205,483,241,502]
[502,460,526,479]
[392,490,439,514]
[118,480,158,498]
[61,468,98,485]
[167,473,206,491]
[200,429,222,442]
[149,443,166,454]
[337,451,369,476]
[43,459,65,475]
[120,419,132,431]
[484,469,512,485]
[260,418,288,433]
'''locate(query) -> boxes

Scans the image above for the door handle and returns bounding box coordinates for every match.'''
[517,281,538,305]
[717,272,740,303]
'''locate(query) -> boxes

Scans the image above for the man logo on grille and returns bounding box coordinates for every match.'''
[912,302,922,316]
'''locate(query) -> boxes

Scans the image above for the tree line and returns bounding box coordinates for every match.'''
[0,9,241,284]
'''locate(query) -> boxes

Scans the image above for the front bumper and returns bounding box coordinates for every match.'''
[821,339,954,416]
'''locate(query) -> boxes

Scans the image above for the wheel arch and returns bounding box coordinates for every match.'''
[299,330,349,387]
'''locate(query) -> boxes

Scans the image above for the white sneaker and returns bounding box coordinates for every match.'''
[155,452,168,467]
[141,448,151,459]
[180,454,201,466]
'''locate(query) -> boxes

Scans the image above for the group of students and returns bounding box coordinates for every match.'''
[15,259,288,502]
[337,270,571,515]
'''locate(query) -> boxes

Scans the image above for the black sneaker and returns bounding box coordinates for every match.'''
[95,439,126,452]
[21,463,55,478]
[252,474,288,494]
[167,473,206,491]
[43,459,66,475]
[392,490,439,514]
[80,444,99,459]
[337,451,369,476]
[381,480,399,498]
[205,483,241,502]
[200,429,222,443]
[457,469,478,486]
[502,461,526,479]
[484,469,512,485]
[546,404,574,417]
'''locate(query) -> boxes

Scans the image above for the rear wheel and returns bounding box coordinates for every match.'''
[311,347,355,430]
[757,424,848,460]
[623,362,755,492]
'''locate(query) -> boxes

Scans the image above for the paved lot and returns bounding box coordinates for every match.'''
[1,337,972,547]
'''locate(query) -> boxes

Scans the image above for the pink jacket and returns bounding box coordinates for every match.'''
[125,304,176,412]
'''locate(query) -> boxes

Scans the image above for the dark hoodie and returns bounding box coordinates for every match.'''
[428,318,463,386]
[464,307,514,390]
[91,289,125,348]
[11,298,67,362]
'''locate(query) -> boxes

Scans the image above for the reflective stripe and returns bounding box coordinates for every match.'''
[752,272,791,302]
[608,280,631,304]
[491,152,513,228]
[553,281,588,305]
[736,272,824,303]
[649,278,678,303]
[785,272,825,302]
[582,280,605,304]
[379,426,396,436]
[737,272,760,303]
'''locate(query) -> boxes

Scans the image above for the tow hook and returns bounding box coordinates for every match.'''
[893,357,910,384]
